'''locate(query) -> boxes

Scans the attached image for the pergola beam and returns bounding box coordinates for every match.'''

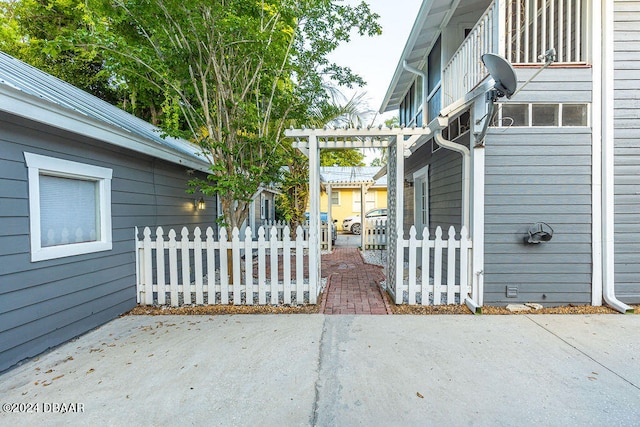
[293,140,390,150]
[285,126,431,139]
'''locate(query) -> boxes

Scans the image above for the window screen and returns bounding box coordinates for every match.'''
[39,175,99,247]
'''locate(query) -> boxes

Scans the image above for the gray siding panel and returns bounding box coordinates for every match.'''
[484,126,593,306]
[614,0,640,303]
[0,112,217,371]
[404,134,467,235]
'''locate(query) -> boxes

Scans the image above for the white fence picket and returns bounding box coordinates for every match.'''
[420,227,431,306]
[181,228,191,305]
[258,227,267,304]
[283,226,292,305]
[155,227,166,305]
[219,228,229,304]
[433,227,443,305]
[168,229,178,306]
[408,226,417,305]
[446,227,457,305]
[400,225,472,306]
[194,227,204,305]
[295,226,304,305]
[244,228,254,305]
[143,227,153,305]
[206,228,216,304]
[136,225,311,307]
[270,227,279,304]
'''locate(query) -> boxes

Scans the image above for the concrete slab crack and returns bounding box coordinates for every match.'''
[526,315,640,391]
[310,315,327,426]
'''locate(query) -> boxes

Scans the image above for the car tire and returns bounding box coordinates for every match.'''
[351,223,361,235]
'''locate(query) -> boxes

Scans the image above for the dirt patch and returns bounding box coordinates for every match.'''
[125,301,637,316]
[391,304,473,315]
[126,303,320,316]
[391,303,639,315]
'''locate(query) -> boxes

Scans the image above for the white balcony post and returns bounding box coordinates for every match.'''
[497,0,507,58]
[472,96,487,307]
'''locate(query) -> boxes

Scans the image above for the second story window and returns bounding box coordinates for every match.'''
[427,36,442,123]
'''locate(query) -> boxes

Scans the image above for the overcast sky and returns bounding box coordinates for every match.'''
[328,0,423,125]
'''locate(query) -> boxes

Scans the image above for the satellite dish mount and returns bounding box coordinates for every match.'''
[481,53,518,101]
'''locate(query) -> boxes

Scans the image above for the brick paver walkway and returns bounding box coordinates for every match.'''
[320,248,391,315]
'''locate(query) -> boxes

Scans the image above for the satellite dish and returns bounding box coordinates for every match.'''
[481,53,518,99]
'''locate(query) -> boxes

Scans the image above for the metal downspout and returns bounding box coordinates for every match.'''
[433,125,470,231]
[434,126,478,313]
[402,61,428,125]
[601,0,634,313]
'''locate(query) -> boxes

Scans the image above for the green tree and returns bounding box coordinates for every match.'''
[95,0,381,229]
[368,116,398,166]
[0,0,121,105]
[321,150,365,167]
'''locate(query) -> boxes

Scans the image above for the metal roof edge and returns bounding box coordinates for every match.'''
[0,84,211,173]
[379,1,435,114]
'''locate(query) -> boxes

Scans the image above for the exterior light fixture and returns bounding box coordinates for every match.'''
[196,197,206,211]
[525,222,553,244]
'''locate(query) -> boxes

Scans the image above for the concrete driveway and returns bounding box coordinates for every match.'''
[1,314,639,426]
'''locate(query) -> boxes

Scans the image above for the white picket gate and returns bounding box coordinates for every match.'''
[399,225,472,305]
[135,225,314,307]
[260,219,333,248]
[364,219,387,249]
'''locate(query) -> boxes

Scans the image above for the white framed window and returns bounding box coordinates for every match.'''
[352,190,375,213]
[413,165,429,233]
[24,152,112,262]
[495,103,590,127]
[330,191,340,206]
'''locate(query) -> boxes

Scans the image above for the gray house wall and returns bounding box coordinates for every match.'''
[403,131,465,281]
[613,0,640,303]
[0,112,217,372]
[404,135,465,236]
[483,67,593,305]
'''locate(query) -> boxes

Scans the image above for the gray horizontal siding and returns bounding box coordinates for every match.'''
[614,0,640,303]
[404,134,467,235]
[484,126,593,306]
[403,132,467,281]
[0,112,217,372]
[509,67,592,103]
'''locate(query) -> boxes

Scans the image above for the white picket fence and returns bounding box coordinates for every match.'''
[398,225,472,305]
[261,219,333,248]
[135,225,314,307]
[364,219,387,249]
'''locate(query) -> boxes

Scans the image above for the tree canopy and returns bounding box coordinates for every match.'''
[1,0,382,229]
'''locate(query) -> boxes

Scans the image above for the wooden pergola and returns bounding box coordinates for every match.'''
[285,126,432,301]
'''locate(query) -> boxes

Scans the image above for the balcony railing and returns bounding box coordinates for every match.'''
[442,0,588,107]
[442,2,500,106]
